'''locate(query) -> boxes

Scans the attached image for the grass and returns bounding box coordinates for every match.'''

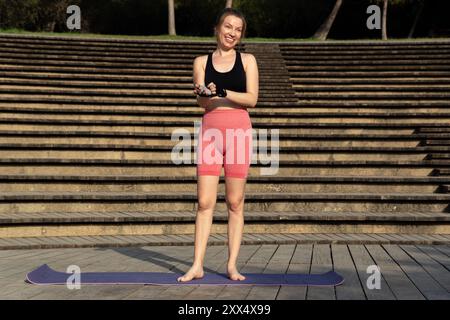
[0,28,449,42]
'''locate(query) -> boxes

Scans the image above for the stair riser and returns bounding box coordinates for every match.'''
[3,113,450,124]
[0,137,422,148]
[0,166,434,177]
[0,201,446,214]
[0,183,441,193]
[0,150,429,161]
[0,124,419,135]
[0,222,448,238]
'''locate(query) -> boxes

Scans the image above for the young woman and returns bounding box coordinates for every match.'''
[177,8,259,282]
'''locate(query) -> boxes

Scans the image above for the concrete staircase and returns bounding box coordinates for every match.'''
[0,33,449,249]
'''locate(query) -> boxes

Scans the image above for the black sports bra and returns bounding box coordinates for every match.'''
[204,50,246,93]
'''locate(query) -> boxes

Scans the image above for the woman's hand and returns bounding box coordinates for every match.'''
[193,82,217,97]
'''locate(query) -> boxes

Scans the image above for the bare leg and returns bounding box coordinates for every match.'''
[177,175,219,282]
[225,177,247,281]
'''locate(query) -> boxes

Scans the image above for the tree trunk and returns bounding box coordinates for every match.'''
[408,0,424,38]
[168,0,176,36]
[382,0,388,40]
[225,0,233,8]
[313,0,343,41]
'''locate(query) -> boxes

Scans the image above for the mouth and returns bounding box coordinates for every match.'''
[224,35,235,43]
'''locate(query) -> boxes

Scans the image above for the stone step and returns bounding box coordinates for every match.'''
[2,210,448,224]
[292,77,450,84]
[0,158,440,177]
[2,64,449,77]
[0,128,444,140]
[0,150,429,162]
[428,153,450,160]
[295,100,450,108]
[0,210,448,239]
[2,77,450,93]
[2,104,450,116]
[0,50,450,66]
[0,76,293,88]
[3,62,449,74]
[437,169,450,176]
[426,140,450,146]
[4,86,450,100]
[283,54,450,60]
[0,174,447,193]
[0,136,423,148]
[442,185,450,193]
[2,34,449,49]
[289,71,450,77]
[2,105,449,115]
[0,192,448,214]
[3,47,450,61]
[2,116,449,128]
[4,70,450,85]
[2,110,450,124]
[296,92,450,99]
[287,60,450,66]
[288,65,450,71]
[294,84,450,92]
[0,122,427,134]
[0,141,443,152]
[0,232,449,250]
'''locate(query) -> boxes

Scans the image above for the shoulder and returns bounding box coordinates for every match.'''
[194,54,209,71]
[241,52,257,73]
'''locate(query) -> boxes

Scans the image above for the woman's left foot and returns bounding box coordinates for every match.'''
[227,266,246,281]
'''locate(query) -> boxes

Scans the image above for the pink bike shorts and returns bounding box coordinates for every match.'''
[196,108,253,179]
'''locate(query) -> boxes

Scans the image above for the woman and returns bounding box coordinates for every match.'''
[177,8,259,282]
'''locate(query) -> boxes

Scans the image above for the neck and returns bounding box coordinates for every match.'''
[215,45,235,57]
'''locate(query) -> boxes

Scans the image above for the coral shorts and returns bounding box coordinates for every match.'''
[196,108,253,179]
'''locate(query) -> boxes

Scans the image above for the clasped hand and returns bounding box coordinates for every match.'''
[193,82,217,97]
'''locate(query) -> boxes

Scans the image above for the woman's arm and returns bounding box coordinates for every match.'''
[223,54,259,108]
[192,56,210,109]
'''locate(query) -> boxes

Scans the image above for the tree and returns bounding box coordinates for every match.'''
[168,0,176,35]
[381,0,387,39]
[313,0,343,40]
[226,0,233,8]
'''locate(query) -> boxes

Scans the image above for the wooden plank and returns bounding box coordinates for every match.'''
[348,245,396,300]
[245,245,284,300]
[332,245,366,300]
[307,244,336,300]
[400,245,450,292]
[383,245,450,299]
[182,246,229,300]
[416,245,450,269]
[2,248,106,299]
[276,244,312,300]
[245,245,296,300]
[214,245,262,300]
[365,245,425,300]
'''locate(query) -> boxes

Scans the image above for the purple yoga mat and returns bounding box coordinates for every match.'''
[26,264,344,286]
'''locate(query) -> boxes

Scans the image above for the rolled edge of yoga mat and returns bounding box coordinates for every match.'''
[25,264,345,286]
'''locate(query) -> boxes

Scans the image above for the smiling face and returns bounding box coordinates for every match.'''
[215,15,244,48]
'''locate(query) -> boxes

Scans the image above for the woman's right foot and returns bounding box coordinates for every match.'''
[177,265,204,282]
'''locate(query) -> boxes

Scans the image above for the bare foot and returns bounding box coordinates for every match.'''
[227,266,246,281]
[177,265,204,282]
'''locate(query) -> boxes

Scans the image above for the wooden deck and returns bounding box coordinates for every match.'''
[0,244,449,300]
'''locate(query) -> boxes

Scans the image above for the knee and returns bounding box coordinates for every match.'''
[226,195,244,213]
[197,198,216,212]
